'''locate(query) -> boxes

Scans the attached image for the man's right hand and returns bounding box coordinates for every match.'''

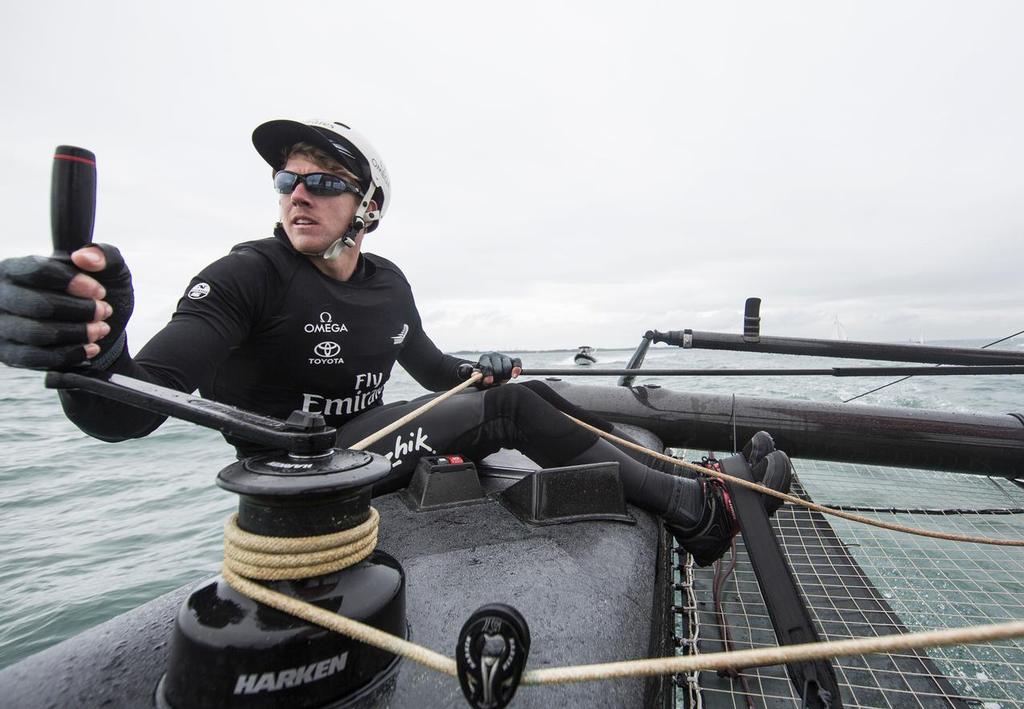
[0,244,134,371]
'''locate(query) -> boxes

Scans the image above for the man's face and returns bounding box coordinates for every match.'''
[278,155,360,256]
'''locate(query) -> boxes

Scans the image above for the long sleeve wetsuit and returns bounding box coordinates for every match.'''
[59,229,704,525]
[60,229,471,452]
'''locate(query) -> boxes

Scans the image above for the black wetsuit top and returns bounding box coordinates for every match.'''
[60,228,471,453]
[56,230,668,509]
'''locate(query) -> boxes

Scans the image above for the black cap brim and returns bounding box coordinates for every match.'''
[252,120,364,181]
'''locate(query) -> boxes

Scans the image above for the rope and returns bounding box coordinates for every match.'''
[220,511,1024,687]
[223,509,379,580]
[222,565,458,677]
[215,375,1023,689]
[844,327,1024,402]
[349,372,482,451]
[222,505,458,674]
[565,414,1024,547]
[521,621,1024,684]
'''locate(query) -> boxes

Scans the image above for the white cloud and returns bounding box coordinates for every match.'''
[2,1,1022,353]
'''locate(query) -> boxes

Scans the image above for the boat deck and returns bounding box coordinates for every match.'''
[0,455,675,708]
[674,460,1024,707]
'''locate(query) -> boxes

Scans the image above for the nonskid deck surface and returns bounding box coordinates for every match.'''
[673,461,1024,708]
[0,460,672,709]
[375,484,668,707]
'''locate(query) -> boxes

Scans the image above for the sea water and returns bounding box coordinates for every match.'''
[0,340,1021,669]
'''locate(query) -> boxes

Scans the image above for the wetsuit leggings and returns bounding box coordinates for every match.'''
[335,381,702,526]
[334,381,593,492]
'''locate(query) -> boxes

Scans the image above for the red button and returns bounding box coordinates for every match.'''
[447,455,464,464]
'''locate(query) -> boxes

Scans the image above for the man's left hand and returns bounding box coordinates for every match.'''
[475,351,522,387]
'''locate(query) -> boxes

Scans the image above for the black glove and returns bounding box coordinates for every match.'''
[474,351,522,387]
[0,244,133,371]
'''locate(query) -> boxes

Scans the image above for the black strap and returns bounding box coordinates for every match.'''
[720,454,843,708]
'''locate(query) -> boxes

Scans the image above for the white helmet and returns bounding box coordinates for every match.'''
[253,119,391,257]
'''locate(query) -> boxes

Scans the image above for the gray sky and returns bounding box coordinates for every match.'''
[2,1,1022,351]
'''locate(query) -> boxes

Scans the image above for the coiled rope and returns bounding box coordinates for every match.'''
[222,510,459,677]
[223,509,379,580]
[218,376,1024,687]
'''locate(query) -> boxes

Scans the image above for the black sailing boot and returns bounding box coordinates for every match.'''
[556,429,792,567]
[669,432,793,566]
[666,475,739,567]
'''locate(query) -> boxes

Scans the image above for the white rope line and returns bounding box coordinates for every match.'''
[217,376,1024,688]
[222,565,458,677]
[223,510,380,580]
[220,499,1024,686]
[349,372,482,451]
[565,414,1024,547]
[520,620,1024,684]
[222,554,1024,685]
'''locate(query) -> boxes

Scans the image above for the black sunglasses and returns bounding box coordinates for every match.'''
[274,170,362,197]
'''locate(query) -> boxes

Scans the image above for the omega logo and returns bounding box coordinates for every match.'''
[314,342,341,358]
[371,157,390,188]
[305,312,348,334]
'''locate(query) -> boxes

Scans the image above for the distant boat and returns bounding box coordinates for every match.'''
[574,346,597,365]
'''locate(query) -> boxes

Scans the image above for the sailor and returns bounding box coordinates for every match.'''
[0,118,792,565]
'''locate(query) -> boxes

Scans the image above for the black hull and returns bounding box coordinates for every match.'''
[547,380,1024,477]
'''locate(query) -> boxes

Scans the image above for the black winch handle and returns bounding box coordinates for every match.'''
[44,147,339,455]
[51,146,97,257]
[44,370,338,455]
[456,604,531,709]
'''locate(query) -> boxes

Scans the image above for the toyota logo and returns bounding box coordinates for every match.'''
[314,341,341,358]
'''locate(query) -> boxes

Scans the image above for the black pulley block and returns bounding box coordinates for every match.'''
[456,604,531,709]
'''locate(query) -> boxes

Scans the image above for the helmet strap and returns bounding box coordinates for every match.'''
[321,219,361,260]
[321,180,380,261]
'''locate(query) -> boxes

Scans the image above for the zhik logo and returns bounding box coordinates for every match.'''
[187,283,210,300]
[384,426,434,467]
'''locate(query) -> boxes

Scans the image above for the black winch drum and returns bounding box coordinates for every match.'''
[157,447,406,708]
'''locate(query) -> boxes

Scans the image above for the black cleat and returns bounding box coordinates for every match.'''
[751,450,792,514]
[743,430,776,467]
[743,431,793,514]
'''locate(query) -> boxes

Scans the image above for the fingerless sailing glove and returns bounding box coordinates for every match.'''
[474,351,522,387]
[0,244,133,370]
